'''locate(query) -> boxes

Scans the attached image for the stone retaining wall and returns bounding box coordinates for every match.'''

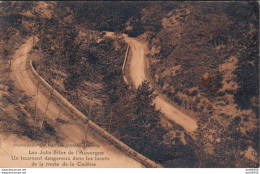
[28,59,162,168]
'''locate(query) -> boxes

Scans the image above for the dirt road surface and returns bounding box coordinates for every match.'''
[123,36,198,133]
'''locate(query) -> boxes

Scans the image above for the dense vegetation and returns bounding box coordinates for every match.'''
[141,2,259,167]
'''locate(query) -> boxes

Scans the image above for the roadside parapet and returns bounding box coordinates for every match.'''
[28,59,162,168]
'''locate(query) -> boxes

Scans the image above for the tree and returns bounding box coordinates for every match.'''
[119,81,166,161]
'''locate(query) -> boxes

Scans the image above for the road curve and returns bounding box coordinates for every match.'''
[9,37,145,168]
[123,36,198,133]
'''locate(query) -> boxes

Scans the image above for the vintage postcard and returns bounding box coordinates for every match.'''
[0,1,259,169]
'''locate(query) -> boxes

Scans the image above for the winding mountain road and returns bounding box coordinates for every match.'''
[9,37,145,168]
[8,32,197,167]
[123,35,198,133]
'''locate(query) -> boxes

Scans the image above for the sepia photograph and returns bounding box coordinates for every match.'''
[0,1,259,171]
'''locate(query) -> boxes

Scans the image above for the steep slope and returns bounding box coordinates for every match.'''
[8,37,145,168]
